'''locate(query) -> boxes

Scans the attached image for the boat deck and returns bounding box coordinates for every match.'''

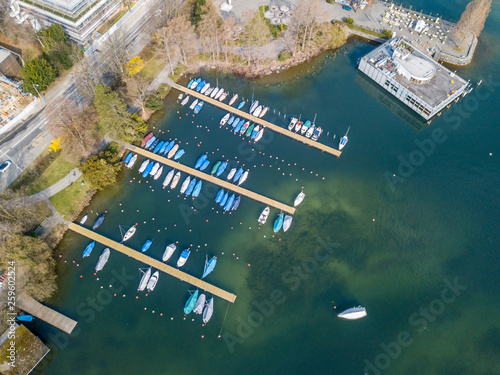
[124,143,296,215]
[68,223,237,303]
[170,82,342,157]
[16,294,78,334]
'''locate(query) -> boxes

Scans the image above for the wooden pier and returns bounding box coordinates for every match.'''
[125,143,296,215]
[170,82,342,158]
[16,294,78,334]
[68,223,237,303]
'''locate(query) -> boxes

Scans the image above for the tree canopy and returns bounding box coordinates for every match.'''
[80,143,121,190]
[21,57,57,94]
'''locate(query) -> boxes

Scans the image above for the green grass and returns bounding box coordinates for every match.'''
[140,57,166,82]
[344,23,388,39]
[49,176,94,219]
[25,155,77,195]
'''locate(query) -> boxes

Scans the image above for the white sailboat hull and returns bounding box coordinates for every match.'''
[337,306,367,320]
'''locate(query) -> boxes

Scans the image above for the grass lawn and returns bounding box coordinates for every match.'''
[49,177,94,219]
[141,57,166,82]
[345,23,388,39]
[25,155,78,195]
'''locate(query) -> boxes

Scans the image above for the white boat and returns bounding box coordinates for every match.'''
[170,171,181,189]
[138,159,149,173]
[189,99,199,110]
[203,298,214,324]
[249,100,259,114]
[137,267,152,292]
[210,87,219,98]
[95,248,110,272]
[167,144,179,159]
[258,207,270,224]
[339,126,350,150]
[193,293,206,314]
[80,214,88,224]
[153,165,163,180]
[283,215,293,232]
[177,249,191,267]
[180,176,191,194]
[200,83,210,94]
[214,87,224,100]
[238,170,248,186]
[337,306,367,320]
[255,128,264,142]
[149,162,160,176]
[205,87,214,96]
[122,225,136,242]
[295,120,303,133]
[226,168,237,180]
[146,271,159,292]
[181,95,189,106]
[252,105,263,117]
[220,113,230,126]
[218,91,228,101]
[294,191,305,206]
[288,117,298,131]
[259,107,269,118]
[162,169,175,188]
[305,125,315,138]
[229,94,238,106]
[162,243,177,262]
[126,154,137,169]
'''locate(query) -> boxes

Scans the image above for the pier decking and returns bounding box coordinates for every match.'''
[170,82,342,158]
[68,223,237,303]
[16,294,78,334]
[125,143,296,215]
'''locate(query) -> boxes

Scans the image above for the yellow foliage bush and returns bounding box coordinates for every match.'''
[49,138,61,152]
[126,56,145,76]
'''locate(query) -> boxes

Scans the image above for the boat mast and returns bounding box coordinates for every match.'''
[345,126,350,136]
[313,113,317,125]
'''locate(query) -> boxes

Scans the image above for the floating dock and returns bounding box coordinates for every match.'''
[124,143,296,215]
[68,223,237,303]
[170,82,342,157]
[16,294,78,334]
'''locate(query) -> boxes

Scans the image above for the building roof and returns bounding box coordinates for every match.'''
[0,49,11,64]
[394,52,436,81]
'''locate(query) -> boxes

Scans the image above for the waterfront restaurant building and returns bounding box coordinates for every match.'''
[358,37,468,120]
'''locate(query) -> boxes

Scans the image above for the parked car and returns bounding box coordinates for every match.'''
[0,160,12,173]
[343,5,352,11]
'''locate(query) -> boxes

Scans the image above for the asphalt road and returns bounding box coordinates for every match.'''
[0,0,162,192]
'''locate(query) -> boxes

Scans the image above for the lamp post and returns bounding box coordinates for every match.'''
[32,83,46,104]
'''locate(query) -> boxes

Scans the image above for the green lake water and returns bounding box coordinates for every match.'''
[34,2,499,373]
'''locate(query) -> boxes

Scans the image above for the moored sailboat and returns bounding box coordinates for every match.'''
[283,215,293,232]
[163,169,175,188]
[339,126,350,150]
[184,290,199,314]
[229,93,238,106]
[121,224,137,242]
[203,298,214,323]
[146,271,160,292]
[258,207,270,224]
[170,171,182,189]
[294,191,305,206]
[83,241,95,258]
[95,248,110,272]
[193,293,206,314]
[137,267,152,292]
[337,306,367,320]
[273,213,284,232]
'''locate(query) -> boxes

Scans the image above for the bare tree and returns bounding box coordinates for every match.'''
[103,32,129,81]
[128,74,150,115]
[452,0,491,49]
[153,0,183,27]
[155,26,176,75]
[221,17,237,63]
[197,3,223,62]
[166,15,196,67]
[291,0,321,55]
[240,10,270,67]
[74,58,100,102]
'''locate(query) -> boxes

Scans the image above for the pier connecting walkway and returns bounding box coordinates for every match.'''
[169,82,342,158]
[125,143,296,215]
[16,294,78,334]
[68,223,237,303]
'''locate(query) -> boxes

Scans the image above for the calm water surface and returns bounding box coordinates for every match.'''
[35,2,499,374]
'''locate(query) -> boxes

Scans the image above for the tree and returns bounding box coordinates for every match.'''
[80,146,121,190]
[191,0,206,26]
[197,2,223,62]
[166,15,196,67]
[153,0,183,27]
[125,56,145,76]
[128,74,150,114]
[240,10,270,66]
[74,58,100,103]
[21,57,57,94]
[104,32,129,81]
[145,90,164,111]
[345,17,354,25]
[452,0,491,49]
[221,17,237,63]
[155,26,176,75]
[382,29,392,39]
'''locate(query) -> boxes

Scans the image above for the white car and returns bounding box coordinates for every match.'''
[0,160,12,173]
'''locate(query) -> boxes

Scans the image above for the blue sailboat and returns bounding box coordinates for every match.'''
[216,161,227,177]
[195,154,207,169]
[215,189,225,203]
[144,136,156,149]
[174,149,185,160]
[224,194,235,211]
[231,196,241,210]
[234,120,244,133]
[142,240,153,253]
[83,241,95,257]
[192,180,202,197]
[220,192,229,206]
[142,161,154,177]
[153,141,164,154]
[233,168,244,183]
[148,139,159,151]
[92,214,105,230]
[185,178,196,195]
[159,142,168,155]
[16,315,34,322]
[187,79,194,88]
[228,116,235,125]
[196,80,205,92]
[124,152,133,163]
[184,290,199,314]
[163,140,175,155]
[237,100,245,109]
[200,159,210,171]
[231,117,239,128]
[202,256,217,279]
[273,213,284,233]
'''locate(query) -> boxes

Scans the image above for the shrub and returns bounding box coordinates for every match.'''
[278,50,292,61]
[382,29,393,39]
[345,17,354,25]
[145,91,164,111]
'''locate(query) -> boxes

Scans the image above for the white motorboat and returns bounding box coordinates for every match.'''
[259,107,269,118]
[189,99,199,110]
[339,126,350,150]
[200,83,210,94]
[252,105,263,117]
[177,249,191,268]
[180,176,191,194]
[294,191,305,206]
[283,215,293,232]
[138,159,149,173]
[214,87,224,100]
[210,87,219,98]
[249,100,259,114]
[170,171,181,189]
[122,225,136,242]
[146,271,159,292]
[229,93,238,106]
[258,207,270,224]
[238,170,248,186]
[203,298,214,323]
[126,154,137,169]
[80,214,88,224]
[95,248,110,272]
[288,117,298,131]
[162,243,177,262]
[167,144,179,159]
[193,293,206,314]
[305,124,315,138]
[181,95,189,106]
[149,162,160,176]
[227,168,237,180]
[137,267,152,292]
[218,91,228,101]
[162,169,175,188]
[205,87,214,96]
[220,113,230,126]
[337,306,367,320]
[153,165,163,180]
[254,128,264,142]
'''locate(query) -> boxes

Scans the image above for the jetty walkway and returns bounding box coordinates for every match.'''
[125,143,296,215]
[169,82,342,158]
[68,223,237,303]
[16,294,78,334]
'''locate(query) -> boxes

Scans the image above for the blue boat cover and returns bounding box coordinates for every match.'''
[232,196,241,210]
[228,116,235,125]
[124,152,133,163]
[224,194,235,211]
[195,154,207,169]
[233,168,244,182]
[185,179,196,195]
[231,117,239,127]
[92,214,105,230]
[200,159,210,171]
[153,141,164,154]
[274,214,284,233]
[83,241,95,257]
[216,161,227,177]
[237,101,245,109]
[142,240,153,252]
[196,80,205,92]
[148,139,159,151]
[184,290,199,314]
[163,141,175,155]
[202,257,217,279]
[145,136,156,149]
[142,161,154,177]
[192,180,202,197]
[17,315,34,322]
[220,192,229,206]
[215,189,225,203]
[174,149,185,160]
